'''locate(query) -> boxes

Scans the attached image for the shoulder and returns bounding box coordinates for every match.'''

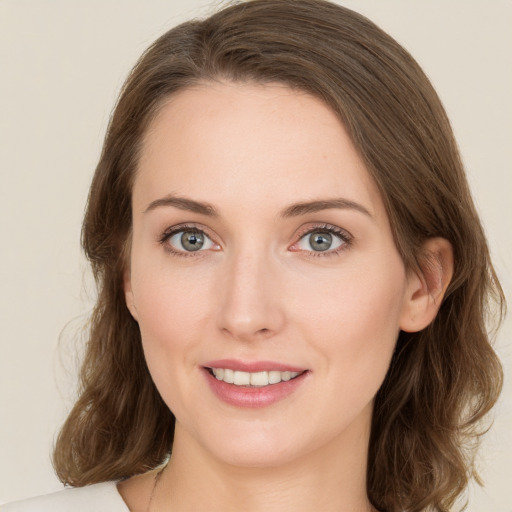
[1,482,129,512]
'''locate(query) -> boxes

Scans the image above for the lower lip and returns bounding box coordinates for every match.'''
[203,368,309,408]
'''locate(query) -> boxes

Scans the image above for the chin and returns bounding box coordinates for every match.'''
[209,435,306,469]
[186,413,360,471]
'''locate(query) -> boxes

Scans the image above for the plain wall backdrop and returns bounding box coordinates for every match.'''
[0,1,510,510]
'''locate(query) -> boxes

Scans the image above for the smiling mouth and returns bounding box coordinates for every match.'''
[206,368,306,387]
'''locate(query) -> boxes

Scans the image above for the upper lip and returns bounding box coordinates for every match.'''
[203,359,306,373]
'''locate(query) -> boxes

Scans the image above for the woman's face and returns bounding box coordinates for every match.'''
[125,82,416,468]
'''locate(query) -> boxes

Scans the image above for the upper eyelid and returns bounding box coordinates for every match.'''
[160,223,215,240]
[295,223,352,240]
[159,222,350,234]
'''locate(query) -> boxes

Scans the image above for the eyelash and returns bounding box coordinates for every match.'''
[158,222,353,258]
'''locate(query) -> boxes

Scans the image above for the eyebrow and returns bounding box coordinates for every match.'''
[144,194,372,219]
[280,198,373,219]
[144,195,219,217]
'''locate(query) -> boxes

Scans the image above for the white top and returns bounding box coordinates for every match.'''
[1,482,130,512]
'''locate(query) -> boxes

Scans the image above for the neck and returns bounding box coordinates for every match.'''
[154,416,374,512]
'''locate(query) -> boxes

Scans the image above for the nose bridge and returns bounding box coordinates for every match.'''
[217,245,284,340]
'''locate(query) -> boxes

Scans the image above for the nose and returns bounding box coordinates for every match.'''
[216,250,286,342]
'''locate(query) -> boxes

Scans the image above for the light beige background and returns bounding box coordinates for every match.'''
[0,1,510,509]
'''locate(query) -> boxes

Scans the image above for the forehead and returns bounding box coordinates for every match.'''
[134,81,384,220]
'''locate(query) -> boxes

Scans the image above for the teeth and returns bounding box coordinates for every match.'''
[224,369,234,384]
[268,371,282,384]
[250,371,268,386]
[211,368,300,387]
[233,371,250,385]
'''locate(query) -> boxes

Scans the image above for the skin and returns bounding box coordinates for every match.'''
[121,82,453,512]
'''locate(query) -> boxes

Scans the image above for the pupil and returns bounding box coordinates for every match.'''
[181,231,204,251]
[310,232,332,251]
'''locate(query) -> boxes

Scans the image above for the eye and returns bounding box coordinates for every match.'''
[297,231,343,252]
[161,227,218,254]
[291,225,351,255]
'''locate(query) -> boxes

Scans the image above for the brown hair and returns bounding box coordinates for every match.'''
[53,1,504,510]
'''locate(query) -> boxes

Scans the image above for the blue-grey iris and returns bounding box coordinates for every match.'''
[181,231,204,251]
[310,232,332,251]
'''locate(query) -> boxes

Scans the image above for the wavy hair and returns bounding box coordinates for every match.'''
[53,1,504,510]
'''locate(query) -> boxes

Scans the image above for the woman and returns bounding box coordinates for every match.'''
[3,1,504,511]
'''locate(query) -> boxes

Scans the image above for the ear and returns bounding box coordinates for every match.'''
[123,269,139,322]
[399,238,454,333]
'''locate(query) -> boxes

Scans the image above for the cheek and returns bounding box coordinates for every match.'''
[297,253,405,323]
[290,251,407,379]
[129,255,216,369]
[287,256,407,434]
[129,262,213,418]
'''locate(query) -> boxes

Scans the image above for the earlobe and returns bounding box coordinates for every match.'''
[399,238,454,333]
[123,270,139,322]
